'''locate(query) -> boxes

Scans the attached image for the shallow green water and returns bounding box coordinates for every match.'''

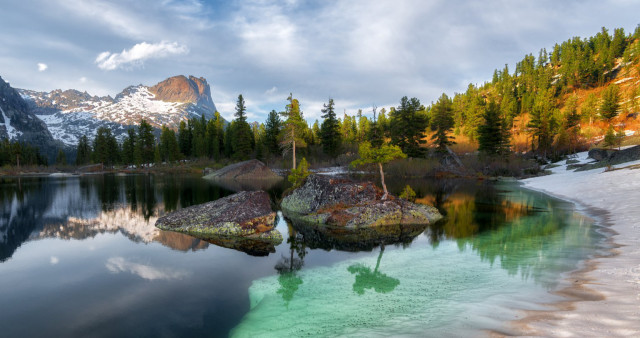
[0,175,604,337]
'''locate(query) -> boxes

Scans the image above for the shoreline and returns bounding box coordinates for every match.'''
[510,152,640,336]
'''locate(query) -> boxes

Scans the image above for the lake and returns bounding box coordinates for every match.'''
[0,174,605,337]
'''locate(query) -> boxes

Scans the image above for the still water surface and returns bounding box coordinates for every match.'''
[0,174,604,337]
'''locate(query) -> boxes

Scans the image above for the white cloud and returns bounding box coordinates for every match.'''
[50,256,59,265]
[95,41,189,70]
[106,257,187,281]
[79,76,87,83]
[37,63,48,72]
[265,86,278,95]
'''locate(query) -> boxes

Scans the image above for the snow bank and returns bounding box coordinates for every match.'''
[520,151,640,336]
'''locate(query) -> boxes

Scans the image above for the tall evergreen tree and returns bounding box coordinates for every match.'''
[600,84,621,122]
[320,98,341,157]
[430,94,456,152]
[280,93,307,169]
[178,120,192,157]
[367,106,384,148]
[389,96,428,157]
[93,127,119,166]
[121,129,136,165]
[75,135,91,165]
[231,94,253,160]
[159,126,180,162]
[478,101,510,156]
[264,110,282,155]
[137,119,156,165]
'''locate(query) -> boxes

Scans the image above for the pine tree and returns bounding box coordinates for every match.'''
[264,110,281,155]
[178,120,191,157]
[367,106,384,148]
[159,125,180,162]
[351,141,406,200]
[231,94,253,160]
[280,93,307,169]
[600,84,620,122]
[93,127,119,166]
[320,98,341,157]
[121,128,136,165]
[564,95,581,154]
[389,96,428,157]
[75,135,91,165]
[55,149,67,165]
[137,119,156,165]
[478,101,509,156]
[430,93,456,152]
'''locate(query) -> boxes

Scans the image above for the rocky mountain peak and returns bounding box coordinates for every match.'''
[149,75,216,111]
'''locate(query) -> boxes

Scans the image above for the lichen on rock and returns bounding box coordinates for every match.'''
[281,175,442,231]
[155,191,282,248]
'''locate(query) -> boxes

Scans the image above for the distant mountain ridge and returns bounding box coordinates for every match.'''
[18,75,218,146]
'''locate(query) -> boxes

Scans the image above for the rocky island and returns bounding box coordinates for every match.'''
[155,190,282,255]
[281,175,443,250]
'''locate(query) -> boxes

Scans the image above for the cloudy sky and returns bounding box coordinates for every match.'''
[1,0,639,122]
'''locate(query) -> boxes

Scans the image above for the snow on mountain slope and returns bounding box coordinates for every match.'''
[19,75,218,146]
[0,103,21,140]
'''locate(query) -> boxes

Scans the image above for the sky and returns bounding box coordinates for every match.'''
[1,0,639,122]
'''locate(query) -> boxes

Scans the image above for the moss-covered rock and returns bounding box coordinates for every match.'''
[281,175,442,232]
[155,191,282,249]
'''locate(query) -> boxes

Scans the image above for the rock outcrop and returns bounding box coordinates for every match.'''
[0,76,58,158]
[204,159,282,180]
[155,191,282,246]
[281,175,442,230]
[149,75,216,111]
[579,145,640,171]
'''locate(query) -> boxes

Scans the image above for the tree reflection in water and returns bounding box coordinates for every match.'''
[347,246,399,295]
[274,222,306,306]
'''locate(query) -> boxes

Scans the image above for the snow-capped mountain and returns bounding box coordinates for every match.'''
[0,76,57,151]
[19,75,218,146]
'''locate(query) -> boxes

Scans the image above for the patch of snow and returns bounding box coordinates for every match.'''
[521,152,640,336]
[0,104,21,140]
[614,77,634,85]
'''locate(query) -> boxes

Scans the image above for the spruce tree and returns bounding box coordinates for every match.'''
[320,98,341,157]
[137,119,156,165]
[75,135,91,165]
[264,110,282,155]
[600,84,620,122]
[121,129,136,165]
[231,94,253,160]
[478,101,504,156]
[389,96,428,157]
[430,93,456,153]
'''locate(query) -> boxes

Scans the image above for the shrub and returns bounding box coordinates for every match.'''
[399,185,416,202]
[288,157,310,187]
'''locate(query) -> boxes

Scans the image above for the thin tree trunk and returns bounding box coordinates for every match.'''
[379,162,388,200]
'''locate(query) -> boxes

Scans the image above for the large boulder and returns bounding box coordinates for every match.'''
[155,191,282,247]
[204,159,282,180]
[281,175,442,231]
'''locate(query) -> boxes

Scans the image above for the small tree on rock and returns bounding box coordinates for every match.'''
[351,141,406,200]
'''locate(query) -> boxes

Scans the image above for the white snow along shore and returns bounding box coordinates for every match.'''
[520,150,640,336]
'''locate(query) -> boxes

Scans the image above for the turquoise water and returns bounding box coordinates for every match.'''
[0,175,604,337]
[232,185,601,337]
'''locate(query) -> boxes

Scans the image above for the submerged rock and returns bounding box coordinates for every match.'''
[281,175,442,231]
[155,191,282,246]
[203,159,282,180]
